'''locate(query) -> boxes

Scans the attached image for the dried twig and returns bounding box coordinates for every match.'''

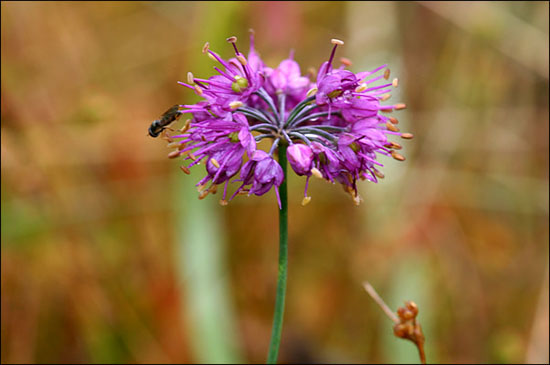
[363,281,426,364]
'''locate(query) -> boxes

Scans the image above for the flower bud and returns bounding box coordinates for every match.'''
[287,144,313,176]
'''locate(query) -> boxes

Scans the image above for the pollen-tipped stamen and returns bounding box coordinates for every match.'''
[386,122,400,132]
[326,39,344,73]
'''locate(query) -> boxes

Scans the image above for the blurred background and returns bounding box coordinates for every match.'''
[1,1,548,364]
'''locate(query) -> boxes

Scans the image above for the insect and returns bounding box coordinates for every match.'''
[148,104,182,137]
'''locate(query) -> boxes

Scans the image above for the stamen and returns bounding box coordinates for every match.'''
[373,169,385,179]
[355,83,368,92]
[209,184,218,194]
[392,78,399,87]
[379,93,391,101]
[388,117,398,124]
[210,158,220,168]
[168,150,180,159]
[180,165,191,174]
[391,151,406,161]
[340,57,352,67]
[311,167,323,179]
[306,87,318,97]
[386,122,400,132]
[202,42,210,54]
[388,141,402,150]
[353,194,362,206]
[394,103,406,110]
[167,142,180,149]
[198,190,209,200]
[180,119,191,133]
[194,85,203,96]
[219,199,228,206]
[236,54,247,66]
[307,67,317,79]
[197,184,207,192]
[229,101,243,110]
[327,39,344,72]
[400,133,414,139]
[384,68,391,80]
[187,72,194,85]
[301,196,312,206]
[226,36,237,43]
[208,53,217,62]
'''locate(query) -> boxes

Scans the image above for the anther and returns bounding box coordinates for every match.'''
[388,116,399,124]
[236,54,247,66]
[384,68,391,80]
[307,67,317,79]
[197,184,207,192]
[202,42,210,54]
[189,153,197,161]
[180,119,191,133]
[228,59,241,69]
[340,57,352,66]
[353,194,362,206]
[311,167,323,179]
[194,85,203,96]
[229,101,243,110]
[226,36,237,43]
[400,132,414,139]
[187,72,194,85]
[390,141,402,150]
[373,169,385,179]
[209,185,218,194]
[210,158,220,169]
[392,78,399,87]
[198,190,209,200]
[355,83,368,92]
[207,53,217,62]
[391,151,406,161]
[331,39,344,46]
[168,150,180,159]
[167,142,180,149]
[219,199,228,206]
[394,103,406,110]
[386,122,400,132]
[161,129,172,141]
[379,93,391,101]
[301,196,312,206]
[180,165,191,174]
[306,87,318,97]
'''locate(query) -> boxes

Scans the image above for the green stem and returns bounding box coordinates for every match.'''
[267,143,288,364]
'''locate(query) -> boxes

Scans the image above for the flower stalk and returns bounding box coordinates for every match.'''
[267,143,288,364]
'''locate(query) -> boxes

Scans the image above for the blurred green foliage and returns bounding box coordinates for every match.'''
[1,1,548,364]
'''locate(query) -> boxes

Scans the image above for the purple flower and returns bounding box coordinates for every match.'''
[236,150,284,208]
[157,33,412,207]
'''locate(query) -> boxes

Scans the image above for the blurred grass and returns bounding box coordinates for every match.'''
[1,1,549,364]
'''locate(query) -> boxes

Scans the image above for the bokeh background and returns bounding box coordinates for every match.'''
[1,1,548,364]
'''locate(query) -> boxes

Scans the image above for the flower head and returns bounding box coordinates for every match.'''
[156,32,413,207]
